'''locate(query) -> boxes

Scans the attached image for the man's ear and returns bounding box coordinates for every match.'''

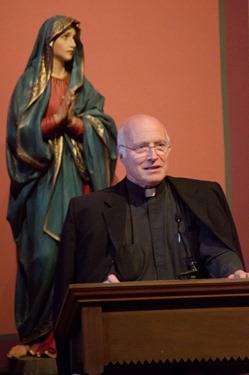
[117,147,124,161]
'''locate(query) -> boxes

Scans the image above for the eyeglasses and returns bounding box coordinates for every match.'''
[118,142,172,156]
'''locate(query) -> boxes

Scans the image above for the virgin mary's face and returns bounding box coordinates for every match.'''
[53,27,77,63]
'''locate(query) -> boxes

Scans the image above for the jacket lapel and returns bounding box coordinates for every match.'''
[102,179,127,252]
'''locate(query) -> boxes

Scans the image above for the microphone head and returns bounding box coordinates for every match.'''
[175,212,182,223]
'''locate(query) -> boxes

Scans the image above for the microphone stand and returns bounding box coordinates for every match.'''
[175,213,199,280]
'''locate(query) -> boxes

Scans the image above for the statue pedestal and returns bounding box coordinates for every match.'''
[8,356,58,375]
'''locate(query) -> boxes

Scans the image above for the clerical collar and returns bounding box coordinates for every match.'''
[145,188,156,197]
[125,178,166,199]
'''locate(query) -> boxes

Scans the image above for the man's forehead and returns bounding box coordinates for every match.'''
[128,122,167,140]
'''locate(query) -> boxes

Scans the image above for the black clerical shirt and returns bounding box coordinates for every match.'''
[114,179,195,281]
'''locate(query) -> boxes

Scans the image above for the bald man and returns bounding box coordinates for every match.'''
[54,114,247,374]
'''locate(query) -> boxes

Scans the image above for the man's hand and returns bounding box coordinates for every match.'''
[103,274,120,283]
[228,270,249,279]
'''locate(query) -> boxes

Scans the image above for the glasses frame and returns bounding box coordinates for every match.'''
[118,142,172,156]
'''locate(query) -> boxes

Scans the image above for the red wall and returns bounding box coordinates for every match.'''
[221,0,249,268]
[0,0,248,335]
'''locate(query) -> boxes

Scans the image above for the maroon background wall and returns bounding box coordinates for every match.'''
[0,0,248,336]
[220,0,249,268]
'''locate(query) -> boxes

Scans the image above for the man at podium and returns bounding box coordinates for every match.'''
[54,114,248,374]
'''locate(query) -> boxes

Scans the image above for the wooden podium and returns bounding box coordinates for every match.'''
[55,279,249,375]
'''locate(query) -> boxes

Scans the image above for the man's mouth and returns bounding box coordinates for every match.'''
[144,166,160,170]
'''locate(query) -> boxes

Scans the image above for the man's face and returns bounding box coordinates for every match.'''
[118,117,171,188]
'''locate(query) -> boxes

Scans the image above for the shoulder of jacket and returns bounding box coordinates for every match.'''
[167,175,220,188]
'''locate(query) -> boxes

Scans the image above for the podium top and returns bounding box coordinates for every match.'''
[55,278,249,338]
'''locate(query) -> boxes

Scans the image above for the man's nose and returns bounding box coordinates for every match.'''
[147,146,158,160]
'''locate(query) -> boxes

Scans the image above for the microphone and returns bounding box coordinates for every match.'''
[175,212,199,279]
[175,212,182,243]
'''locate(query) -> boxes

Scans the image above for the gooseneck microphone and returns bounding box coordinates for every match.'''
[175,212,182,243]
[175,212,199,279]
